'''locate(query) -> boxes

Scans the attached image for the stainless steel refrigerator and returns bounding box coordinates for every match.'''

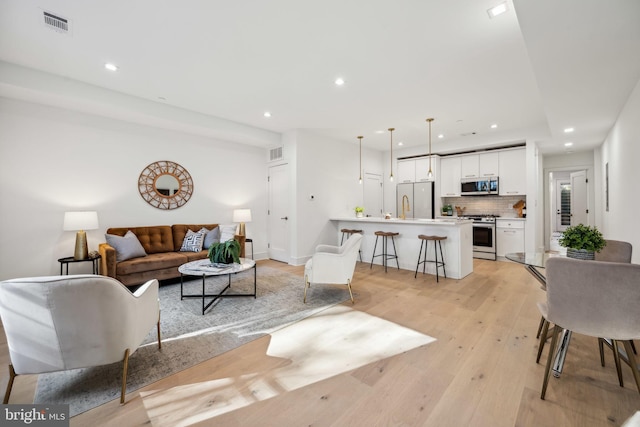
[396,182,434,219]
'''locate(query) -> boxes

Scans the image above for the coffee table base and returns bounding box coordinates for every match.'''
[180,264,257,315]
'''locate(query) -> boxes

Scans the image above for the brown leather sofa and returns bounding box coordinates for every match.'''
[99,223,245,287]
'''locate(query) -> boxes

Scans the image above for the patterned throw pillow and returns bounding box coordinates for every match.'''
[200,227,220,249]
[180,229,205,252]
[105,230,147,262]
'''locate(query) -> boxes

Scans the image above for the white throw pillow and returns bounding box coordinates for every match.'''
[219,224,237,243]
[105,230,147,262]
[180,229,205,252]
[200,226,220,249]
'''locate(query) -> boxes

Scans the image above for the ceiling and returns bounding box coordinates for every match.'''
[1,0,639,155]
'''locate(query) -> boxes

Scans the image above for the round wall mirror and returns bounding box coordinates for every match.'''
[138,161,193,210]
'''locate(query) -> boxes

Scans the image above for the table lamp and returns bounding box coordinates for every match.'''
[63,211,99,260]
[232,209,252,236]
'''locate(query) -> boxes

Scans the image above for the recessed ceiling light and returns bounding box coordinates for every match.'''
[375,130,384,134]
[487,2,508,18]
[490,124,498,129]
[263,112,272,118]
[564,127,574,133]
[438,134,444,139]
[398,142,404,146]
[335,78,345,86]
[564,142,573,147]
[104,63,118,72]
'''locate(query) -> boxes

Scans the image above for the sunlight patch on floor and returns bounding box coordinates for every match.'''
[139,305,436,426]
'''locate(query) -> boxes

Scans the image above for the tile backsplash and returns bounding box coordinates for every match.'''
[442,195,526,218]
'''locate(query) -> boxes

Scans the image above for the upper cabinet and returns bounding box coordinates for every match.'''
[498,148,526,195]
[460,152,499,179]
[479,152,499,177]
[460,155,479,179]
[396,157,437,183]
[415,157,435,182]
[397,160,415,183]
[440,156,461,196]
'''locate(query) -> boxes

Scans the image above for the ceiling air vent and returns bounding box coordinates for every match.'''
[269,146,284,162]
[43,11,70,34]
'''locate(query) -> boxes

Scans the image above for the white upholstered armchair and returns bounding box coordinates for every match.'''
[0,274,161,404]
[304,233,362,304]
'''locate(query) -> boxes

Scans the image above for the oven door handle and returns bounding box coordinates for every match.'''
[473,223,495,228]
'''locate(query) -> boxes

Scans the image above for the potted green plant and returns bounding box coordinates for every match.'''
[355,206,364,218]
[559,224,606,260]
[208,239,241,264]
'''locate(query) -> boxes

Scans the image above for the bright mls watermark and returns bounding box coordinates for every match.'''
[2,404,69,426]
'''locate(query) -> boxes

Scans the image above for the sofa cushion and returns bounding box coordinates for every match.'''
[116,252,189,276]
[201,226,220,249]
[172,224,219,251]
[219,224,237,243]
[105,230,147,262]
[106,226,174,254]
[180,229,204,252]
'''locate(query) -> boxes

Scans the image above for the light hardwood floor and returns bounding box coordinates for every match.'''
[1,259,638,426]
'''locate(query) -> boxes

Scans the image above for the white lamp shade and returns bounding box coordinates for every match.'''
[232,209,252,223]
[63,211,99,231]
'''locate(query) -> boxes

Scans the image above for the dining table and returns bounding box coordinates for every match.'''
[506,251,569,378]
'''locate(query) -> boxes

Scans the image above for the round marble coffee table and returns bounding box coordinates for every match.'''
[178,258,256,315]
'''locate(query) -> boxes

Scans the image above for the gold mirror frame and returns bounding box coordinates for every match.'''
[138,161,193,210]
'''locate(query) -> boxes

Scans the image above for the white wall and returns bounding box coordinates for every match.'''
[0,97,269,280]
[290,130,383,264]
[598,77,640,263]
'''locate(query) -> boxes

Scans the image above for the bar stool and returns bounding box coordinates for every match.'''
[341,229,363,261]
[370,231,400,272]
[415,234,447,282]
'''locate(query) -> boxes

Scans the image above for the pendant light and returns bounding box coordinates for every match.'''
[388,128,395,182]
[357,135,363,184]
[426,118,434,179]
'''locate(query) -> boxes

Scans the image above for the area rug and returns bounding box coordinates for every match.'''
[34,265,351,416]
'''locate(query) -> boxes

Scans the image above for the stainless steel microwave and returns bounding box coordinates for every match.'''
[461,177,499,195]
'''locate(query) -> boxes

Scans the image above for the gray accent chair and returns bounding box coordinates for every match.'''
[0,275,161,404]
[595,240,635,382]
[537,257,640,399]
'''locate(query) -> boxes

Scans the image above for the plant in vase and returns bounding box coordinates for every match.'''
[208,239,241,264]
[355,206,364,218]
[559,224,606,260]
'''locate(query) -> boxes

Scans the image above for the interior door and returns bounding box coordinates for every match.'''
[268,163,289,263]
[363,172,383,217]
[555,180,571,231]
[570,170,588,226]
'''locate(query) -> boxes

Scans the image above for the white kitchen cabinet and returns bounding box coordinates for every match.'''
[479,152,499,177]
[460,154,479,179]
[499,148,526,195]
[397,159,415,183]
[496,219,525,257]
[415,157,435,182]
[440,156,461,196]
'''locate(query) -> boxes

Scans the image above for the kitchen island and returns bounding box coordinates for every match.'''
[330,217,474,279]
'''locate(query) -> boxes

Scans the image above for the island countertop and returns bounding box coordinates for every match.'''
[330,217,473,279]
[330,217,473,225]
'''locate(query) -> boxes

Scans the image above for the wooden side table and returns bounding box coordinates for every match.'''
[58,255,101,275]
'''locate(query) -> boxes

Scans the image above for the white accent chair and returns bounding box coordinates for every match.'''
[538,257,640,399]
[304,233,362,304]
[0,274,161,404]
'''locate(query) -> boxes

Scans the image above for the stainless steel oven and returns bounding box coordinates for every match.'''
[462,215,497,260]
